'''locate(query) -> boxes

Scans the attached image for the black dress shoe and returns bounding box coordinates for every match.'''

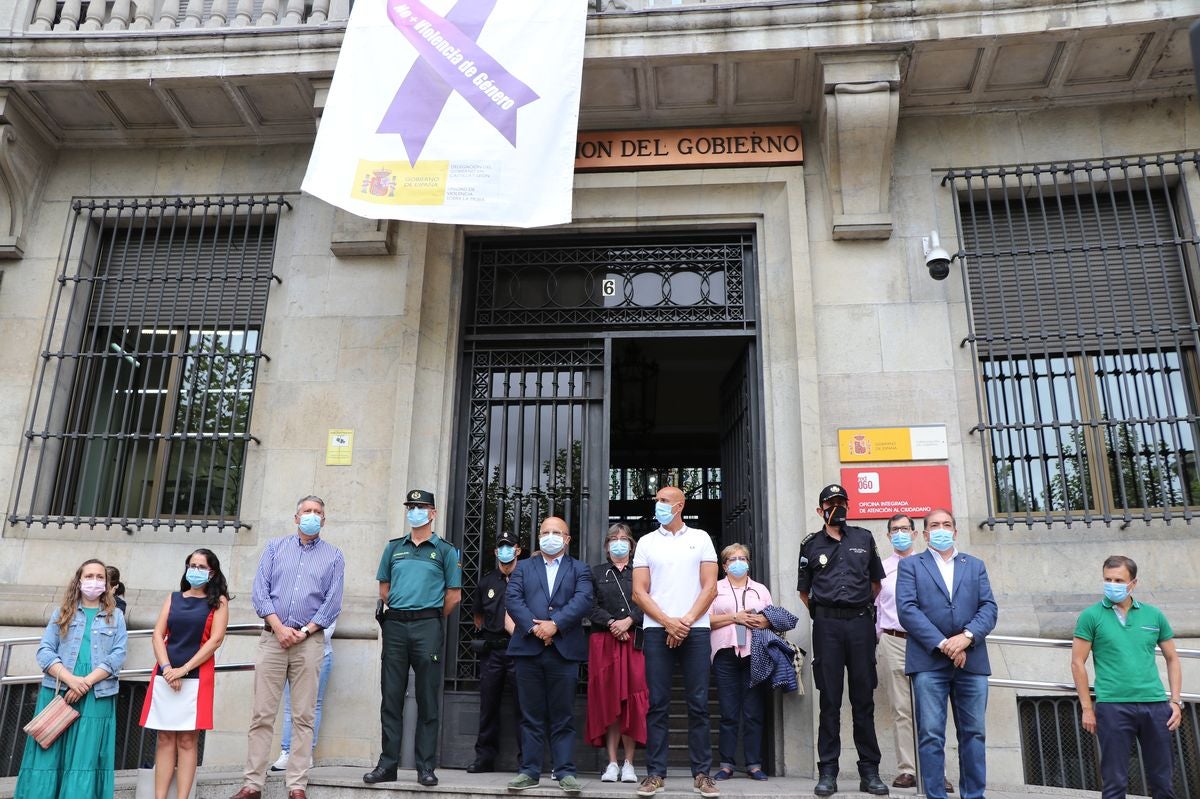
[467,761,494,774]
[363,766,397,784]
[419,770,439,786]
[860,772,890,795]
[814,773,837,796]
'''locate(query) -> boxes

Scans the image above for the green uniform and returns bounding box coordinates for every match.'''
[377,533,462,610]
[375,532,461,773]
[1074,597,1174,703]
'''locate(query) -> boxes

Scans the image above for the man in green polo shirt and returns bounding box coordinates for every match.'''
[364,489,462,788]
[1071,555,1183,799]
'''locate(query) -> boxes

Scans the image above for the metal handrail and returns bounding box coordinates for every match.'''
[907,632,1198,799]
[0,622,264,686]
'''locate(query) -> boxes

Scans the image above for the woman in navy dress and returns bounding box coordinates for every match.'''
[139,548,230,799]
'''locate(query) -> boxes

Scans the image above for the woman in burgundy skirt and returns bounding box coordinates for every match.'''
[586,523,648,783]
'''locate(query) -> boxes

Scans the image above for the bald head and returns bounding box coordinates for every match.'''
[539,516,570,535]
[657,486,684,505]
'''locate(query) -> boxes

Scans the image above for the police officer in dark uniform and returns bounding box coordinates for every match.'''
[797,484,889,797]
[364,489,462,788]
[466,529,523,773]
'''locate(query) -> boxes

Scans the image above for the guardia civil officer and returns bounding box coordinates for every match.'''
[797,483,888,797]
[364,489,462,787]
[467,529,523,774]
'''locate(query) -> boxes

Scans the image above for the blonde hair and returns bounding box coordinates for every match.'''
[57,559,116,637]
[720,543,750,563]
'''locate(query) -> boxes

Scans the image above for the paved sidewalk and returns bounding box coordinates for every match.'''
[0,765,1125,799]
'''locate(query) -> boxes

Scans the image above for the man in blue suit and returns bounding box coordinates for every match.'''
[505,516,594,796]
[896,509,998,799]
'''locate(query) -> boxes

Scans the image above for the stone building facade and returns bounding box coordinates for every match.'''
[0,0,1197,788]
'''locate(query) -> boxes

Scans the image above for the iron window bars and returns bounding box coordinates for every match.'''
[9,195,287,533]
[947,152,1200,528]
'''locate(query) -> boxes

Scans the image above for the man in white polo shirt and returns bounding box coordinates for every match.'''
[631,485,719,799]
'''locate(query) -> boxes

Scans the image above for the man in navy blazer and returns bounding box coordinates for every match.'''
[896,509,998,799]
[505,516,594,795]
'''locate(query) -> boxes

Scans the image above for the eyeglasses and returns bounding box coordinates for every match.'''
[889,526,913,533]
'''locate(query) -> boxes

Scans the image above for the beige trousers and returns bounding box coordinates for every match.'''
[242,630,323,791]
[878,631,916,776]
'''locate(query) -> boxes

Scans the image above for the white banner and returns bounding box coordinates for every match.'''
[302,0,588,228]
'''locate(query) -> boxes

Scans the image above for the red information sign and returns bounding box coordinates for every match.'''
[840,465,952,520]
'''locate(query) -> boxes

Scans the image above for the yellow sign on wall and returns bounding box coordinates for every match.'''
[326,429,354,466]
[838,425,948,463]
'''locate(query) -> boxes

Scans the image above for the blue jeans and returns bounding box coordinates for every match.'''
[643,627,711,777]
[712,648,766,771]
[282,647,333,751]
[913,669,988,799]
[1094,702,1176,799]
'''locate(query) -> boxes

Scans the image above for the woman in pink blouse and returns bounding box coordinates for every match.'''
[709,543,774,781]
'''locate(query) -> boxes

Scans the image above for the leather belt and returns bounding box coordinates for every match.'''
[385,608,442,621]
[881,628,907,639]
[812,605,871,620]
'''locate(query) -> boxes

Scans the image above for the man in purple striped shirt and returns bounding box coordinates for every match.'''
[231,495,345,799]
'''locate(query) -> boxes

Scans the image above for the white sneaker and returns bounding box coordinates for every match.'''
[601,762,620,782]
[270,750,288,771]
[621,762,638,783]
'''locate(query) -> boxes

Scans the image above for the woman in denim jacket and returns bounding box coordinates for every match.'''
[16,558,128,799]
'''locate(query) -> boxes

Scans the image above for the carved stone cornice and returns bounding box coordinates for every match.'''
[0,89,56,259]
[818,52,903,241]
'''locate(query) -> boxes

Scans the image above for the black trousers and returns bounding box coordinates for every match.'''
[475,646,521,763]
[811,612,881,775]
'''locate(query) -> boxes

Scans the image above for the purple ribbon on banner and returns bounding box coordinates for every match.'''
[379,0,540,165]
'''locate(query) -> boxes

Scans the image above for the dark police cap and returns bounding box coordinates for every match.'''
[818,483,849,504]
[404,488,435,507]
[496,530,519,547]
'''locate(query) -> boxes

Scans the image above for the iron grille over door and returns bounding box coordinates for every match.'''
[450,343,606,687]
[720,343,766,570]
[464,232,754,333]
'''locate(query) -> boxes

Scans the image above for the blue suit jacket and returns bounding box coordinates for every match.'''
[896,549,998,676]
[506,554,594,662]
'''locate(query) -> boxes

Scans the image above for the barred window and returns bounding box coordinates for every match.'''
[8,195,287,532]
[948,153,1200,527]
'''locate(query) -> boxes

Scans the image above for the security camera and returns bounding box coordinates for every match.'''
[923,231,952,281]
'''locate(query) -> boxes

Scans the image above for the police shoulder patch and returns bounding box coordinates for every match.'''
[800,532,817,549]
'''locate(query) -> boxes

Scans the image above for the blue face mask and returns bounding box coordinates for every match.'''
[890,532,913,551]
[608,540,631,559]
[539,533,565,555]
[726,560,749,578]
[1104,582,1129,603]
[928,529,955,552]
[185,567,211,588]
[497,545,516,564]
[298,512,322,536]
[654,501,676,526]
[406,507,431,528]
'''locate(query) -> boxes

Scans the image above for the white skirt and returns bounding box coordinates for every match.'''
[142,675,201,731]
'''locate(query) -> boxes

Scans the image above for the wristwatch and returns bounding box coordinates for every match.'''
[1172,699,1185,709]
[300,626,310,637]
[962,629,975,641]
